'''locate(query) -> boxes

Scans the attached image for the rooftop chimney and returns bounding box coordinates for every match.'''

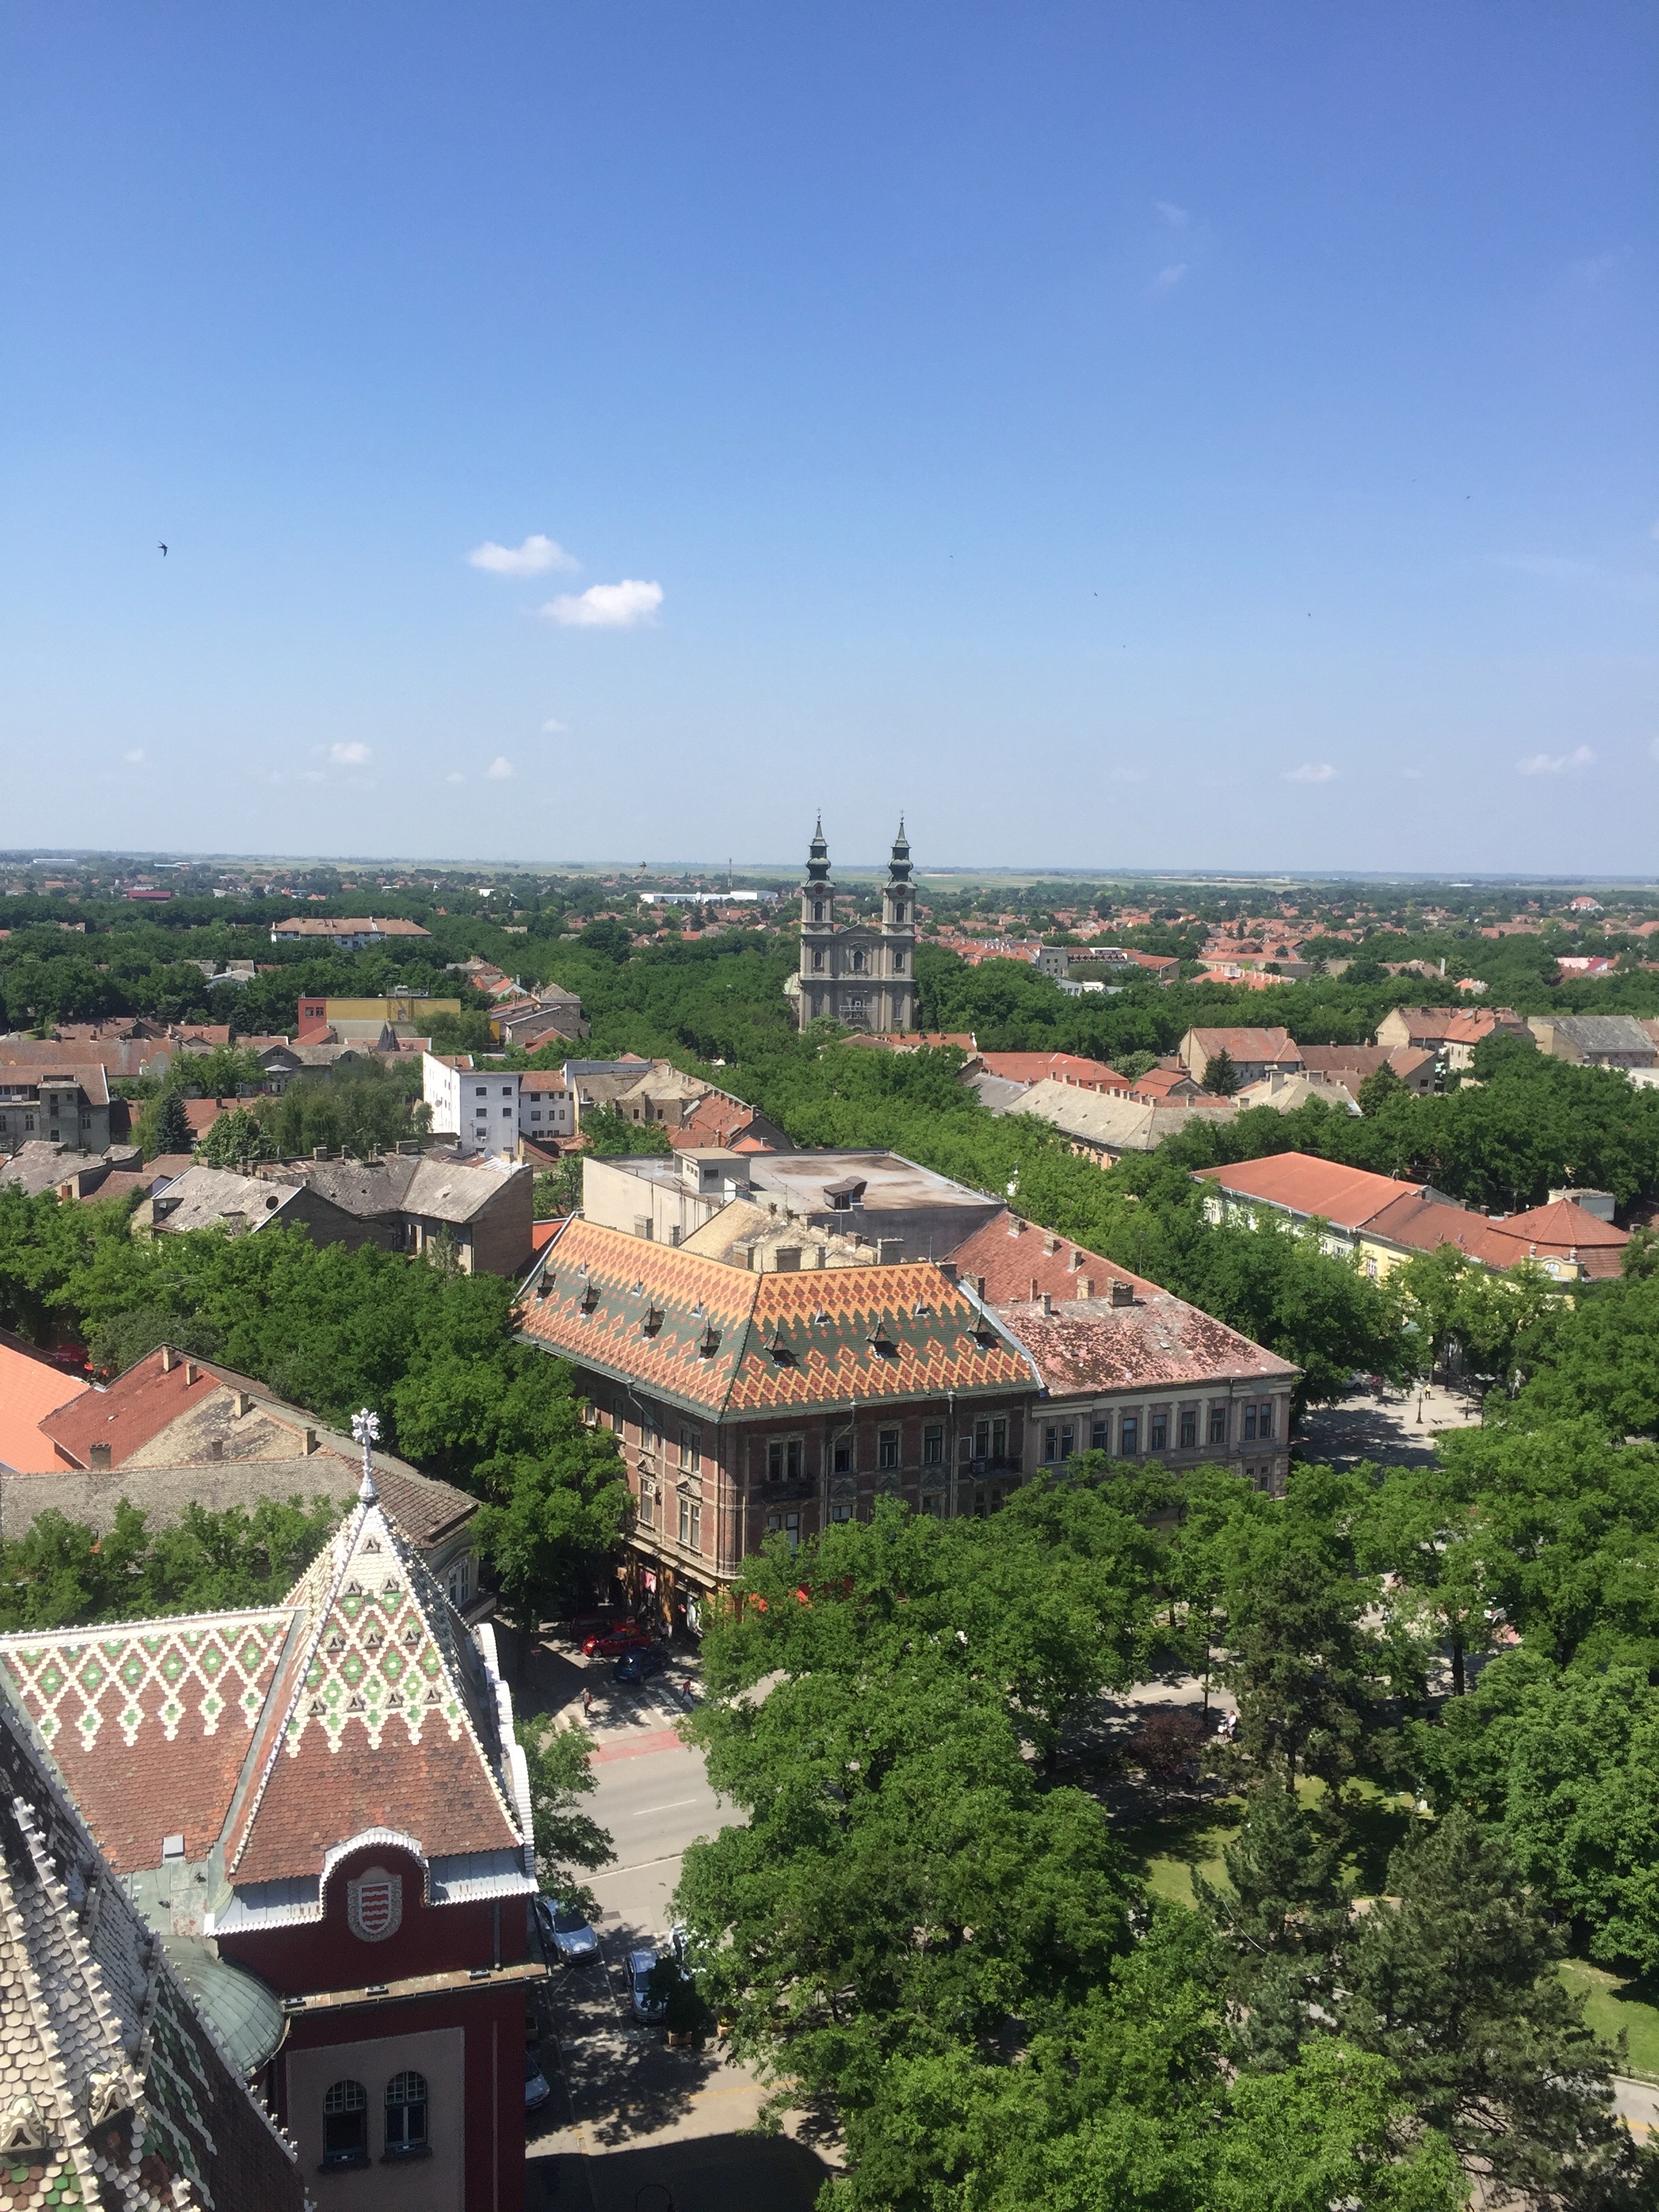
[88,1443,110,1472]
[1041,1292,1054,1316]
[209,1439,224,1461]
[302,1427,317,1456]
[160,1347,176,1373]
[184,1362,199,1386]
[1111,1281,1134,1308]
[1082,1275,1095,1298]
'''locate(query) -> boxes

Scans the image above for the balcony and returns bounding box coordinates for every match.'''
[965,1454,1021,1479]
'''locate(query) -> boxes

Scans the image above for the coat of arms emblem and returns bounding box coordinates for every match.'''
[347,1866,402,1942]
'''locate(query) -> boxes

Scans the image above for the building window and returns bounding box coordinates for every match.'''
[475,1086,487,1097]
[1257,1401,1275,1440]
[832,1437,853,1474]
[1243,1404,1258,1439]
[878,1428,899,1471]
[765,1509,800,1552]
[384,2072,429,2156]
[638,1479,657,1529]
[1040,1422,1075,1464]
[1149,1412,1168,1452]
[678,1425,701,1473]
[501,1085,512,1096]
[813,901,825,922]
[322,2081,369,2168]
[922,1424,943,1466]
[447,1555,472,1607]
[1179,1411,1197,1450]
[502,1107,513,1117]
[766,1437,803,1481]
[851,949,865,972]
[812,950,824,971]
[831,1501,853,1522]
[1208,1405,1228,1447]
[1120,1416,1139,1456]
[678,1497,703,1550]
[893,901,905,923]
[893,952,904,972]
[1090,1414,1110,1452]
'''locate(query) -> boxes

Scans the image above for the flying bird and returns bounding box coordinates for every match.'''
[157,542,167,556]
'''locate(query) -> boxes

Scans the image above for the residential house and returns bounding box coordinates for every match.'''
[1373,1006,1529,1071]
[0,1331,91,1472]
[666,1088,792,1154]
[1010,1082,1238,1161]
[972,1051,1130,1094]
[949,1214,1298,1495]
[0,1063,112,1155]
[1295,1044,1438,1099]
[0,1469,541,2211]
[487,985,588,1046]
[1233,1070,1362,1115]
[424,1054,521,1158]
[1525,1015,1659,1069]
[19,1345,483,1607]
[267,916,432,949]
[1195,1151,1629,1282]
[279,1151,535,1278]
[134,1164,378,1246]
[1177,1027,1303,1088]
[516,1219,1034,1624]
[1128,1063,1204,1103]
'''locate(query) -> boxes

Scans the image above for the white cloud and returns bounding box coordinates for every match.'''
[467,533,579,577]
[1155,201,1190,229]
[1285,762,1336,784]
[328,740,372,767]
[486,756,514,780]
[123,747,146,766]
[1153,262,1187,291]
[543,717,571,735]
[541,578,663,628]
[1517,745,1595,776]
[445,772,466,785]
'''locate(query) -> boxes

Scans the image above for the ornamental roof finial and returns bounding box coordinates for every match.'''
[350,1408,381,1504]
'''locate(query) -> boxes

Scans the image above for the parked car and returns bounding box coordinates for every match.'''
[534,1894,600,1966]
[525,2051,552,2111]
[569,1610,629,1645]
[628,1946,669,2022]
[583,1623,653,1658]
[613,1646,671,1685]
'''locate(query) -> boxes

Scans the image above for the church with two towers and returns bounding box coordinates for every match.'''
[796,818,918,1033]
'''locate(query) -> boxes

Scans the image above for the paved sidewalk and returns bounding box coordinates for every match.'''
[1296,1382,1481,1474]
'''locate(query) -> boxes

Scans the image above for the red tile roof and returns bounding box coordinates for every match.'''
[0,1339,91,1473]
[518,1218,1032,1416]
[949,1214,1158,1305]
[40,1347,219,1465]
[1194,1153,1420,1229]
[998,1298,1298,1395]
[975,1052,1128,1092]
[1185,1027,1298,1059]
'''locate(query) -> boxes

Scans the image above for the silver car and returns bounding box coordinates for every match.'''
[535,1894,600,1966]
[628,1946,668,2022]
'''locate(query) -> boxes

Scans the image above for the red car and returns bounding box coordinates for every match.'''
[583,1624,654,1659]
[569,1612,630,1645]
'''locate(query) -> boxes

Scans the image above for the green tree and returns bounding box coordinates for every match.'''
[1204,1048,1240,1097]
[195,1104,275,1169]
[1197,1786,1348,2070]
[1343,1811,1645,2204]
[512,1718,614,1903]
[578,1104,672,1157]
[142,1085,193,1158]
[1357,1061,1407,1116]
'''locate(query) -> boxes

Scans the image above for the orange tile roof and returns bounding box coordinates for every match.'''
[1194,1152,1422,1229]
[518,1218,1031,1416]
[976,1052,1128,1091]
[0,1340,91,1473]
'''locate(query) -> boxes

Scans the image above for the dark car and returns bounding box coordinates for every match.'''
[613,1646,671,1685]
[534,1894,600,1966]
[583,1624,653,1658]
[525,2051,552,2111]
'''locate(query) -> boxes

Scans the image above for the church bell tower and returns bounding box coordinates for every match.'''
[796,819,917,1035]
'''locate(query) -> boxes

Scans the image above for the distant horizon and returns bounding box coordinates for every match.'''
[3,848,1658,894]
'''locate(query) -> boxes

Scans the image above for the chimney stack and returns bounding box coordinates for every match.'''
[1041,1292,1054,1316]
[209,1439,224,1462]
[184,1362,199,1386]
[302,1427,317,1456]
[1082,1275,1094,1298]
[89,1443,111,1471]
[161,1347,175,1373]
[1111,1281,1134,1308]
[1029,1277,1040,1301]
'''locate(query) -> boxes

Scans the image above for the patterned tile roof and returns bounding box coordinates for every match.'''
[228,1482,520,1885]
[0,1612,295,1876]
[519,1218,1031,1416]
[0,1699,304,2212]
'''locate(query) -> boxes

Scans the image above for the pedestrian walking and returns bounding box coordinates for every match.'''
[582,1687,594,1721]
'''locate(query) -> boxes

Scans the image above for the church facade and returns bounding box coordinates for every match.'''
[796,819,918,1033]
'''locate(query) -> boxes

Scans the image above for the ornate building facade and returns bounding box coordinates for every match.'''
[796,820,918,1033]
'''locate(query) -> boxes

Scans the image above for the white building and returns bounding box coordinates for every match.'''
[518,1076,575,1141]
[422,1053,520,1158]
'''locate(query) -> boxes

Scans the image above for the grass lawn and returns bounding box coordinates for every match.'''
[1559,1961,1659,2082]
[1124,1778,1417,1908]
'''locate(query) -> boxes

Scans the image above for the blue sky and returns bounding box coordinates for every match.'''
[3,3,1654,874]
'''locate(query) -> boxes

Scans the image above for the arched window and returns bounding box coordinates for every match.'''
[322,2080,368,2167]
[893,900,905,922]
[813,901,824,922]
[851,949,865,972]
[385,2071,430,2155]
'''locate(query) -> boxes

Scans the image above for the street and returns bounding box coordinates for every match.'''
[521,1638,835,2211]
